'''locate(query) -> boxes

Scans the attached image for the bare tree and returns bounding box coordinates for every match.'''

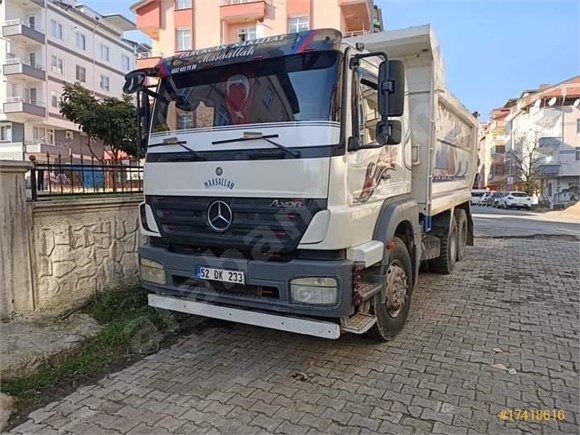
[505,129,547,195]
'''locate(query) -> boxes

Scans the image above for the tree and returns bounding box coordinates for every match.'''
[505,130,545,195]
[60,82,140,163]
[94,96,140,162]
[59,82,100,160]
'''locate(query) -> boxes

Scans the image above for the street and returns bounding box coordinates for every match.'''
[472,206,580,239]
[9,224,580,434]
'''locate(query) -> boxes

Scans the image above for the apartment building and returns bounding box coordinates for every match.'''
[0,0,138,162]
[132,0,383,68]
[476,108,509,190]
[504,76,580,203]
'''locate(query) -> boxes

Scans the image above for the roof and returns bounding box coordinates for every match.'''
[130,0,156,12]
[101,14,136,32]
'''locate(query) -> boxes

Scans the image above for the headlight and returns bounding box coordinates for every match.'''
[140,258,166,285]
[290,277,338,305]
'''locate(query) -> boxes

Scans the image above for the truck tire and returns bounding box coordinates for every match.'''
[454,209,468,261]
[432,214,457,274]
[368,237,413,341]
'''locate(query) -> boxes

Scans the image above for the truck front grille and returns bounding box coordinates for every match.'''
[147,196,326,257]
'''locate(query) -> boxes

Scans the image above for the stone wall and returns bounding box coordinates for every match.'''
[31,197,142,315]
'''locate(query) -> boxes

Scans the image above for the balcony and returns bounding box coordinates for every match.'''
[136,51,163,69]
[135,0,161,39]
[339,0,371,33]
[3,97,46,119]
[2,19,45,44]
[25,140,71,157]
[220,0,266,23]
[488,120,505,135]
[3,58,45,81]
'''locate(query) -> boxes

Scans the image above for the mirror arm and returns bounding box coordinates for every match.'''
[350,51,388,68]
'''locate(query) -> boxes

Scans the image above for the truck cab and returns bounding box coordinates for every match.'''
[124,26,477,340]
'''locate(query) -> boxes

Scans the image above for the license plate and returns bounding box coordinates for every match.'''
[196,266,245,285]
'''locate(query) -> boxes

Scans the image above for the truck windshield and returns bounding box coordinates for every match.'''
[150,51,342,134]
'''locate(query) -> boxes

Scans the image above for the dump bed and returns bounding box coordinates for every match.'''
[350,26,478,217]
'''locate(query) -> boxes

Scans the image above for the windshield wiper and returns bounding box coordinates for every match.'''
[212,132,300,158]
[148,138,206,160]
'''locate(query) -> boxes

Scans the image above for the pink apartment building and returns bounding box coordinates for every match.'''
[131,0,383,68]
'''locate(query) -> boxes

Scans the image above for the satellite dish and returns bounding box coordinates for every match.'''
[573,99,580,108]
[548,97,557,106]
[533,99,541,108]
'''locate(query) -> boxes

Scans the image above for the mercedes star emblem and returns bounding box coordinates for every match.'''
[206,200,233,232]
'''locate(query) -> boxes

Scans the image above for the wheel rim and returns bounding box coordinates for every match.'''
[386,259,408,318]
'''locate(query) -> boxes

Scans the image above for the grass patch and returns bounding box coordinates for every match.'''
[1,286,176,418]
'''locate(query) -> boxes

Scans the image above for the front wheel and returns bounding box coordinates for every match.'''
[368,237,413,342]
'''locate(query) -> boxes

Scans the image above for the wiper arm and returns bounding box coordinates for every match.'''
[148,138,206,160]
[212,132,300,158]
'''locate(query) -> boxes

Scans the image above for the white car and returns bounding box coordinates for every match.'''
[471,189,487,206]
[498,192,532,210]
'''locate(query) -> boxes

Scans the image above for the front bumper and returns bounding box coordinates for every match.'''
[139,244,355,318]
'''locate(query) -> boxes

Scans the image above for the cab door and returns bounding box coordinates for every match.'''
[346,67,406,206]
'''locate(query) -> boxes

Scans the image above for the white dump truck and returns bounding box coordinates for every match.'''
[123,25,478,341]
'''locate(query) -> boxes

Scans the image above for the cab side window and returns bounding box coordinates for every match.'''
[358,78,379,145]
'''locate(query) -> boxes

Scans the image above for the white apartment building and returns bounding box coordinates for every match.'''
[504,76,580,203]
[0,0,138,162]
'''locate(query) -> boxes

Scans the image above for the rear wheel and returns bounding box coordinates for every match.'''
[454,209,468,261]
[368,237,413,341]
[432,214,457,274]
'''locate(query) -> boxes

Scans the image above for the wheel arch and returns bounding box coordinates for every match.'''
[372,196,421,285]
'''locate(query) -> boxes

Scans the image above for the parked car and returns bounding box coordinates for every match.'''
[498,191,532,210]
[481,191,492,206]
[471,189,487,206]
[493,192,509,207]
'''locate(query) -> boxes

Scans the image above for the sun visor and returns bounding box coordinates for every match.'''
[157,29,343,77]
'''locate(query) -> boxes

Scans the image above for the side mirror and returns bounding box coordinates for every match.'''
[123,71,147,94]
[376,120,401,145]
[387,60,405,117]
[378,60,405,117]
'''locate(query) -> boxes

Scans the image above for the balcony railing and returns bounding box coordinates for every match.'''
[3,97,46,117]
[136,51,164,59]
[220,0,258,4]
[3,58,46,80]
[343,30,369,38]
[2,19,45,44]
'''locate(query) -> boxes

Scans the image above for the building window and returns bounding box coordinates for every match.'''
[576,147,580,161]
[177,113,194,130]
[237,27,257,42]
[176,27,191,51]
[51,55,63,74]
[216,105,232,126]
[121,54,131,71]
[100,44,110,61]
[176,0,191,9]
[46,129,55,145]
[100,75,110,91]
[76,32,86,50]
[76,65,86,83]
[288,16,309,33]
[263,87,273,109]
[50,20,63,39]
[51,92,58,108]
[576,118,580,133]
[0,124,12,142]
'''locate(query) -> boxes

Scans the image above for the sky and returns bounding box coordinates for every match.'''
[87,0,580,120]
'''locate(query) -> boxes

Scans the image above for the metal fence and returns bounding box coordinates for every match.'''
[29,153,143,200]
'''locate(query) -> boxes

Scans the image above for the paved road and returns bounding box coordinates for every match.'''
[472,206,580,238]
[10,238,579,434]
